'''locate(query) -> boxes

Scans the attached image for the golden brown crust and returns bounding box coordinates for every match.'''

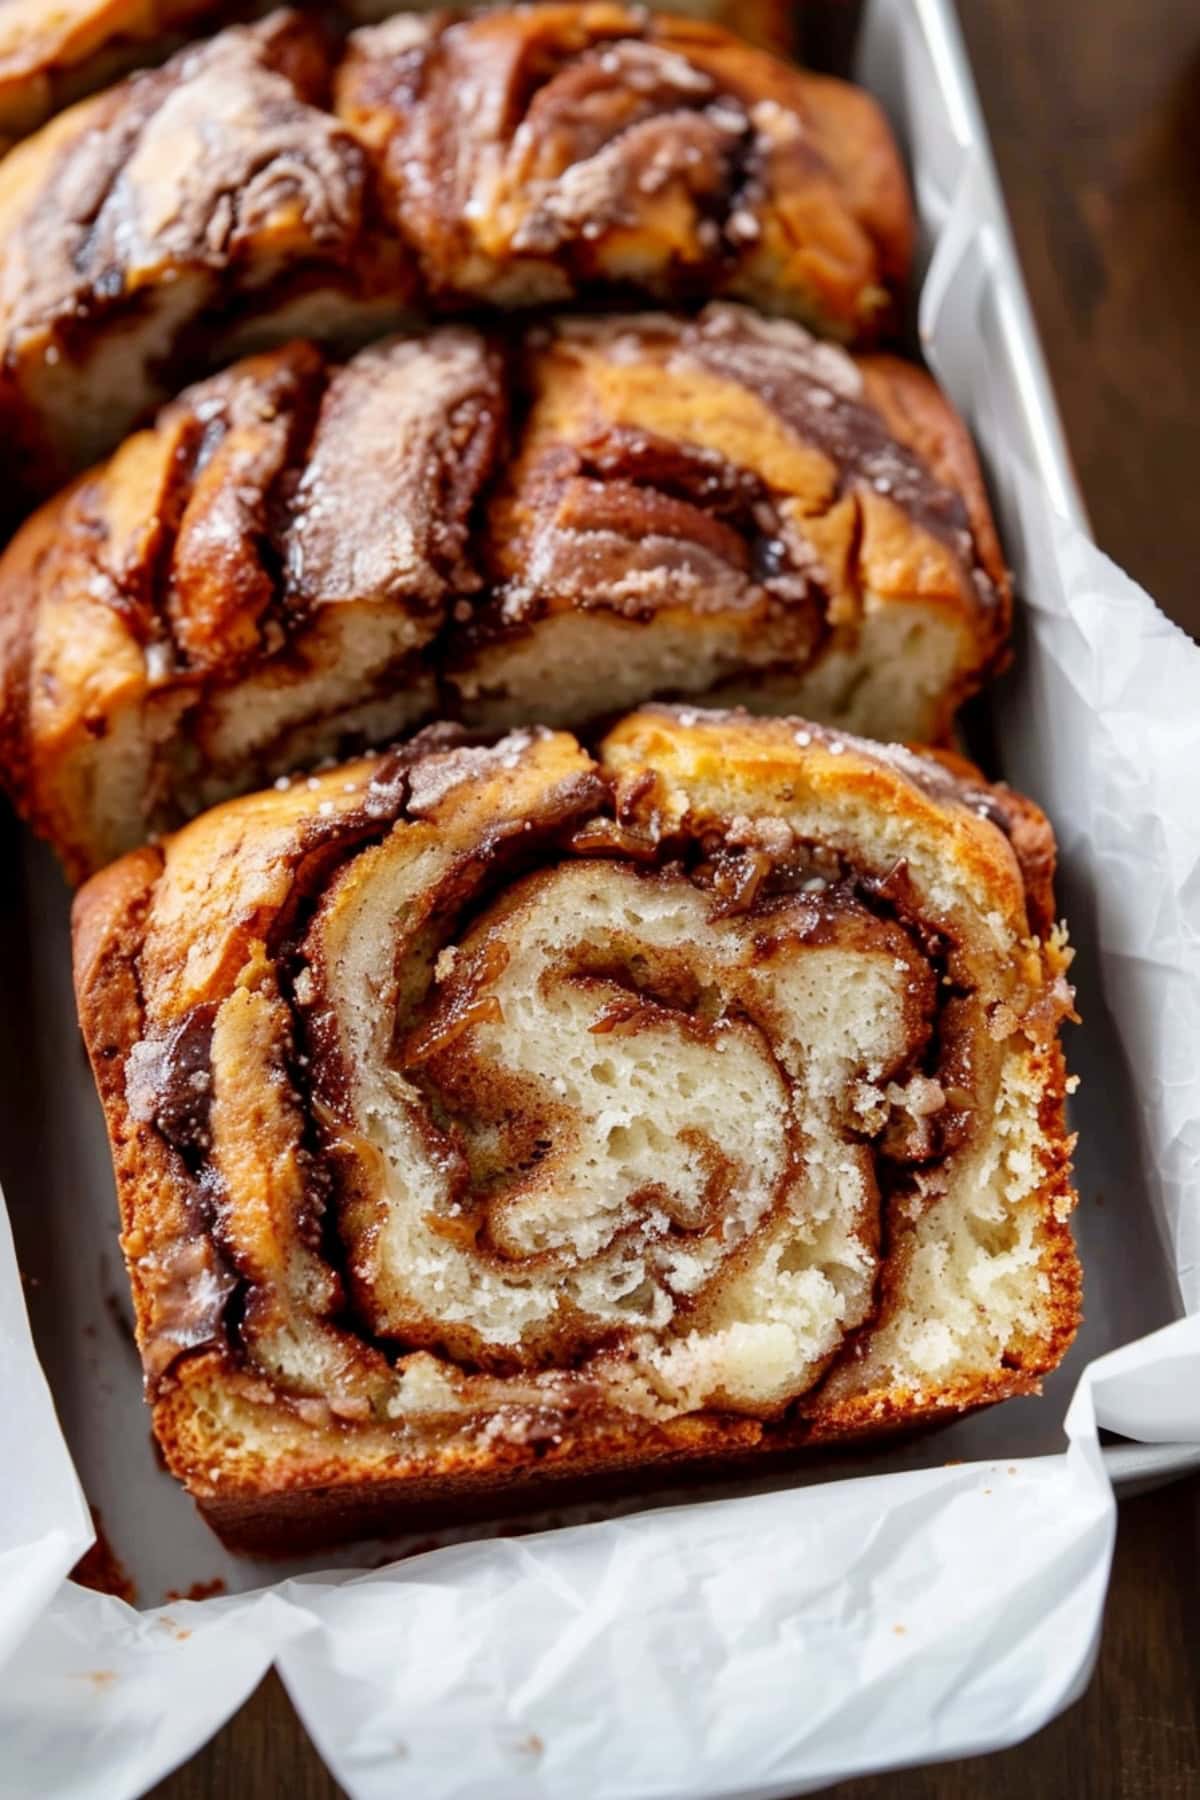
[336,4,911,334]
[72,707,1080,1550]
[0,308,1007,880]
[858,355,1008,613]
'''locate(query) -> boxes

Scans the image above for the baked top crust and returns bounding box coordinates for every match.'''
[337,3,912,333]
[72,706,1079,1547]
[486,308,1006,619]
[0,6,911,508]
[0,325,506,878]
[0,306,1007,881]
[452,304,1008,734]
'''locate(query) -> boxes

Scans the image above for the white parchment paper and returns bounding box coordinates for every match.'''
[0,1,1197,1794]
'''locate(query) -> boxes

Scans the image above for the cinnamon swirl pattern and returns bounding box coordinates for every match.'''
[337,4,911,331]
[0,328,504,881]
[0,10,410,505]
[0,308,1005,882]
[453,304,1008,736]
[0,6,908,507]
[73,707,1080,1550]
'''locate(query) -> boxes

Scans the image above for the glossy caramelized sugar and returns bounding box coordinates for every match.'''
[72,707,1079,1550]
[0,307,1008,881]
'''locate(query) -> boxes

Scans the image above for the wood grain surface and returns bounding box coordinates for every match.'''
[152,1,1200,1793]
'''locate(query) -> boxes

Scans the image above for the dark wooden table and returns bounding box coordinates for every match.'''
[155,1,1200,1793]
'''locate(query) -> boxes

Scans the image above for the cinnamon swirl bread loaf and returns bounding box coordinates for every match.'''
[0,309,1004,881]
[72,707,1080,1551]
[337,3,910,332]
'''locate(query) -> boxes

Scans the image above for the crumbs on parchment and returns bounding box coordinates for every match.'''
[71,1508,136,1607]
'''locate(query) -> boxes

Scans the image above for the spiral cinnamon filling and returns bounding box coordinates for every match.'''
[108,713,1072,1442]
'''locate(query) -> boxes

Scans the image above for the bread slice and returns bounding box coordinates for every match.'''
[72,706,1079,1552]
[0,307,1006,880]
